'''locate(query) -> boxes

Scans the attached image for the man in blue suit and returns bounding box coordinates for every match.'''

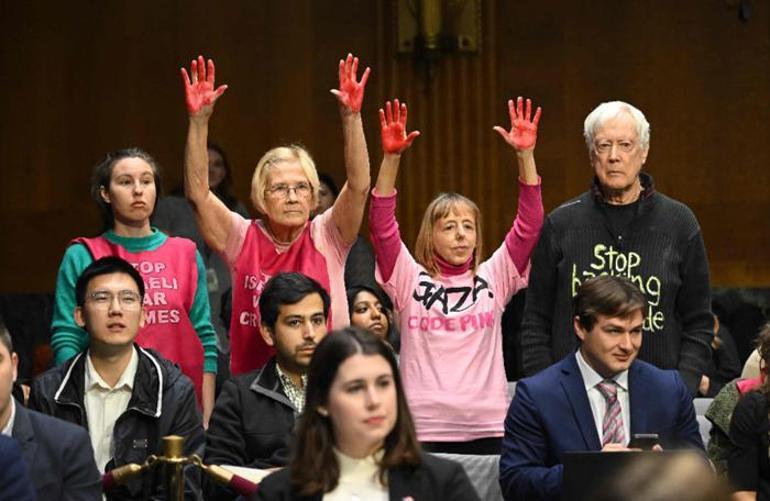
[500,276,704,501]
[0,434,36,501]
[0,320,101,500]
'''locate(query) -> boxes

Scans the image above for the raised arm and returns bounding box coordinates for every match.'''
[328,54,372,244]
[375,99,420,195]
[493,96,541,184]
[181,55,232,254]
[493,96,544,273]
[370,99,420,282]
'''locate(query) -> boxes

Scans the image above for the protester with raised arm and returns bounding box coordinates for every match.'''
[369,97,544,453]
[181,54,371,375]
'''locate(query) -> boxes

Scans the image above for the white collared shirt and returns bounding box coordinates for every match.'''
[84,348,138,472]
[575,350,630,446]
[1,397,15,437]
[323,448,388,501]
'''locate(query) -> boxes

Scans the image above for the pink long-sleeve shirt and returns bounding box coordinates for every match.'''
[369,180,543,441]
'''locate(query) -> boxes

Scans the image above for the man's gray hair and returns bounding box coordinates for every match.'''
[583,101,651,151]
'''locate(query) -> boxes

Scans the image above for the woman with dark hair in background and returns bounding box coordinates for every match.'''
[728,323,770,500]
[314,172,339,216]
[255,327,478,500]
[153,142,250,367]
[347,283,399,353]
[50,147,218,425]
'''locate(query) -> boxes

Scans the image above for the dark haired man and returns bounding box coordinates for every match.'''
[205,272,330,500]
[0,320,101,500]
[30,256,204,499]
[500,275,703,501]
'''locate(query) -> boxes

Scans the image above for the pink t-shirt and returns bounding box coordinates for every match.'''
[370,181,543,441]
[222,209,351,375]
[381,242,527,441]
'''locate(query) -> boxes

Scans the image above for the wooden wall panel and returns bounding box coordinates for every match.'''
[0,1,768,292]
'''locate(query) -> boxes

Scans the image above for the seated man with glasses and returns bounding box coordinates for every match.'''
[520,100,712,396]
[30,256,204,499]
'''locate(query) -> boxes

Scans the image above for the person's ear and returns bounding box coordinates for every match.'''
[74,306,86,328]
[138,308,146,329]
[11,352,18,383]
[259,323,276,347]
[100,185,111,204]
[574,316,587,342]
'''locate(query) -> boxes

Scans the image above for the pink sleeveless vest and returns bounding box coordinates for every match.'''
[73,236,204,404]
[228,222,332,375]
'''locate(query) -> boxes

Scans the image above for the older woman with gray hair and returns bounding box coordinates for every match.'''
[181,54,371,375]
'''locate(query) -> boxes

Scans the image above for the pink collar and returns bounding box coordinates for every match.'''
[435,253,472,276]
[737,376,764,395]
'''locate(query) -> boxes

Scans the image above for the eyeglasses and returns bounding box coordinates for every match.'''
[593,140,637,155]
[86,290,142,309]
[265,182,312,199]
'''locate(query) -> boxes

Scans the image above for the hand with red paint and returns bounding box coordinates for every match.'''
[330,53,370,114]
[180,55,228,119]
[379,99,420,155]
[493,96,542,152]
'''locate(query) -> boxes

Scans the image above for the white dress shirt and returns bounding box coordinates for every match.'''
[323,449,388,501]
[575,350,630,446]
[0,397,15,437]
[84,348,138,472]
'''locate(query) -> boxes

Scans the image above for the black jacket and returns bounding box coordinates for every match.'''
[204,357,297,500]
[520,173,713,394]
[12,400,102,500]
[29,345,204,500]
[253,453,480,501]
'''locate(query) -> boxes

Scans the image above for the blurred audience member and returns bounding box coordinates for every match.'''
[0,435,36,501]
[0,319,100,500]
[594,451,730,501]
[31,257,203,499]
[205,273,330,500]
[699,313,741,397]
[728,323,770,500]
[347,283,399,352]
[313,172,339,217]
[255,327,479,500]
[500,276,704,501]
[707,324,768,475]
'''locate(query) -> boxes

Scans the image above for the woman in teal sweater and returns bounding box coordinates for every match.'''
[50,148,217,425]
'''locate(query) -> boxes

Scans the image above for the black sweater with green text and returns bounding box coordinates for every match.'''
[520,173,712,394]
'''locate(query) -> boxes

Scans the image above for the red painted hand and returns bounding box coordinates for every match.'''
[180,55,228,117]
[493,96,542,151]
[330,53,370,114]
[379,99,420,155]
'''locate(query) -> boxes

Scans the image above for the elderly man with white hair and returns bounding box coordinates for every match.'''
[519,101,712,395]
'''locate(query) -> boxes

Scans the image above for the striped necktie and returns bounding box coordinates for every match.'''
[596,379,625,446]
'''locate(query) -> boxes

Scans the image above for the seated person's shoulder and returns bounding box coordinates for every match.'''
[252,467,292,499]
[634,359,685,387]
[735,390,768,416]
[27,407,87,437]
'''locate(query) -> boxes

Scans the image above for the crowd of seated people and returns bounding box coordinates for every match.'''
[4,51,767,501]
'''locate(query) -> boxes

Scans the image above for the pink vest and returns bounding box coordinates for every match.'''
[74,236,203,403]
[228,222,332,375]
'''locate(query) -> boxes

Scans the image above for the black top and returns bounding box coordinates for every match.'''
[520,172,713,394]
[254,453,480,501]
[729,391,770,500]
[602,198,640,236]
